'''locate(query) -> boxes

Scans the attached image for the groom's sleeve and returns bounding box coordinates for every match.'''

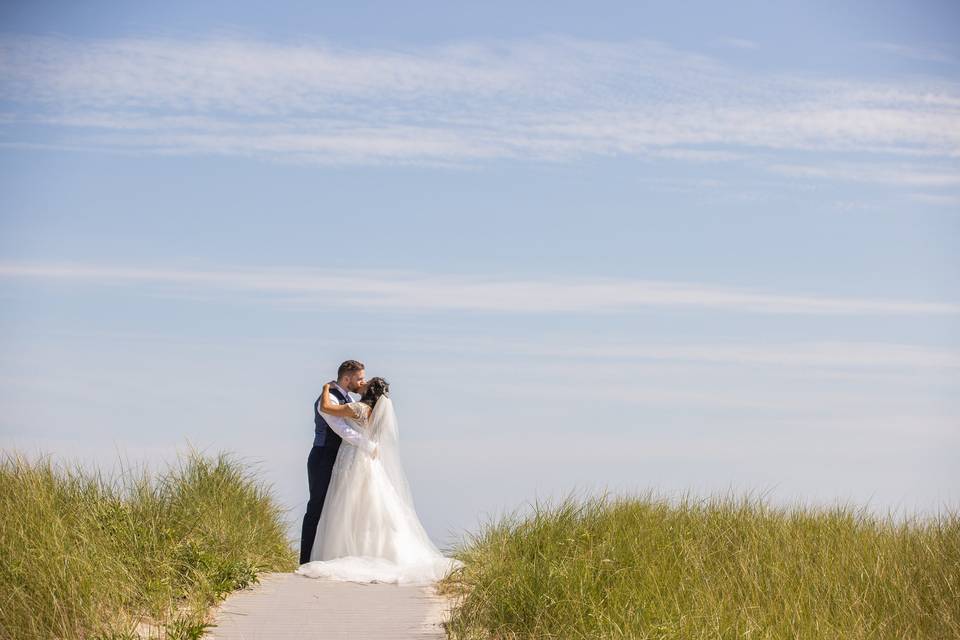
[320,402,376,455]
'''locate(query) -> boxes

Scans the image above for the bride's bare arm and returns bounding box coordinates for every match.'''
[320,383,356,418]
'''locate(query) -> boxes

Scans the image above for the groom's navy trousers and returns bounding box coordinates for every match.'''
[299,387,349,564]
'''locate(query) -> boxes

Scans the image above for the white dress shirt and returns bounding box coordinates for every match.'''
[317,383,376,455]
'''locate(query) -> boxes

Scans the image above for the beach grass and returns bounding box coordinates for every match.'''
[439,491,960,639]
[0,450,296,640]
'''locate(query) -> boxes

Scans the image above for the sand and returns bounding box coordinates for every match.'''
[208,572,453,639]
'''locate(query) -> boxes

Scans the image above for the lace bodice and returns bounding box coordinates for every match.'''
[346,401,372,427]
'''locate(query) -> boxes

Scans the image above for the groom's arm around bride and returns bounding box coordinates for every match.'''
[318,381,377,456]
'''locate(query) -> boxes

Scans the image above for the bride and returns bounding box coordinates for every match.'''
[296,377,463,585]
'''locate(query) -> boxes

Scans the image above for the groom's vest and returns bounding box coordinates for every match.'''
[313,386,350,448]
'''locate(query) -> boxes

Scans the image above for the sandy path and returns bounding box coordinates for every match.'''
[208,572,452,639]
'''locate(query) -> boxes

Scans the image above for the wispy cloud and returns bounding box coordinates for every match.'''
[861,41,957,64]
[1,34,959,179]
[1,262,957,315]
[715,37,759,50]
[489,340,960,369]
[769,161,960,187]
[909,192,960,207]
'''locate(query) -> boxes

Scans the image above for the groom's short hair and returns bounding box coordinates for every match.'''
[337,359,365,379]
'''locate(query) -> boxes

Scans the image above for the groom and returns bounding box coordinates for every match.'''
[299,359,371,564]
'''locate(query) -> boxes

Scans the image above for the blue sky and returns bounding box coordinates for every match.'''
[1,1,958,547]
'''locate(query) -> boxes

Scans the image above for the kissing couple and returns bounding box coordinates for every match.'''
[296,359,462,584]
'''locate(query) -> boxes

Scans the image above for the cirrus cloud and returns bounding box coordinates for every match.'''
[0,33,959,180]
[1,261,957,316]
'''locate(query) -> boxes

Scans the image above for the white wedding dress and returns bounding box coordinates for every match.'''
[296,395,463,585]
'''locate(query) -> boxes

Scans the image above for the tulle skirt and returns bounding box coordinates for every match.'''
[296,438,462,585]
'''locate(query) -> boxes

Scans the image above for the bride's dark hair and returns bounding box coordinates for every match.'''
[359,376,389,409]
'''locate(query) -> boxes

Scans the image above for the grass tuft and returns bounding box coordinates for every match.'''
[0,450,296,640]
[439,490,960,639]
